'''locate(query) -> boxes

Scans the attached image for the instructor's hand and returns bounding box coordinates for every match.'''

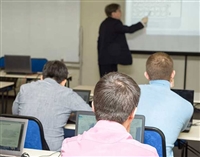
[141,16,148,25]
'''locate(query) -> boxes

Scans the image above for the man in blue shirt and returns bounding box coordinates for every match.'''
[136,52,194,157]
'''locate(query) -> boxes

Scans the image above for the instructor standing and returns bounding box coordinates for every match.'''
[97,3,148,77]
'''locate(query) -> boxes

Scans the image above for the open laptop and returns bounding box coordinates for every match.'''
[0,117,28,157]
[171,89,194,132]
[73,89,91,104]
[4,55,33,74]
[75,111,145,143]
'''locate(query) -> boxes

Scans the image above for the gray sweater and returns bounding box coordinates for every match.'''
[12,78,92,151]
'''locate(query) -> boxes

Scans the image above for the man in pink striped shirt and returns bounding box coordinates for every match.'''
[61,72,158,156]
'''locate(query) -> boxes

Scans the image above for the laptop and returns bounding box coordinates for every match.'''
[73,89,91,104]
[4,55,32,74]
[75,111,145,143]
[171,89,194,132]
[0,117,28,157]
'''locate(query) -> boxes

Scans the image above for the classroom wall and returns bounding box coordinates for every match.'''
[78,0,200,93]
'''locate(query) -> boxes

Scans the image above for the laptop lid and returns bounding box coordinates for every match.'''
[0,117,28,156]
[4,55,32,74]
[75,111,145,143]
[171,89,194,122]
[73,89,91,104]
[171,89,194,105]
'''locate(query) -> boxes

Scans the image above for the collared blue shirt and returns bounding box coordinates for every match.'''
[137,80,194,157]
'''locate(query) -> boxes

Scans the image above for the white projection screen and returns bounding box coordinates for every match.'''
[125,0,200,55]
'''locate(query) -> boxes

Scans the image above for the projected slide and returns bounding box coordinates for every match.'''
[126,0,199,36]
[125,0,199,53]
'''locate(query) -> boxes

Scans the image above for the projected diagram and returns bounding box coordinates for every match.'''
[126,0,199,36]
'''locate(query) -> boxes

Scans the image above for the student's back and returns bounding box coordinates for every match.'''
[61,72,158,157]
[136,52,193,157]
[12,61,91,151]
[62,120,157,156]
[137,81,193,156]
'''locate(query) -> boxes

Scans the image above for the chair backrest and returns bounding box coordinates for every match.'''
[31,58,48,73]
[0,56,5,69]
[144,126,166,157]
[0,114,49,150]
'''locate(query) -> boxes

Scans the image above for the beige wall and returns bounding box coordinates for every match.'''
[75,0,200,92]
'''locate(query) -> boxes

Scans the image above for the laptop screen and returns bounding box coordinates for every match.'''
[73,89,91,104]
[171,89,194,105]
[171,89,194,123]
[75,111,145,143]
[4,55,32,74]
[0,117,28,156]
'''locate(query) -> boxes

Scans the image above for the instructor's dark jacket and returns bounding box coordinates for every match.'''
[97,17,144,65]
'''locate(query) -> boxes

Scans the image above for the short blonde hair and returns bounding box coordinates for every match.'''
[146,52,173,81]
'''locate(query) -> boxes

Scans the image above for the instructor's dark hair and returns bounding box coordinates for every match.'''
[42,60,68,84]
[105,3,120,17]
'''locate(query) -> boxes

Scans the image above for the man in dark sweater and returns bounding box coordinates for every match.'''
[97,3,148,77]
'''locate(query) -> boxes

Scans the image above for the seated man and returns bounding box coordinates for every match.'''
[12,60,91,151]
[61,72,158,156]
[136,52,194,157]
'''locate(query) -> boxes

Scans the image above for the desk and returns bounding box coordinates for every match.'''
[73,86,200,105]
[194,92,200,104]
[65,119,200,141]
[178,119,200,141]
[23,148,60,157]
[0,81,14,113]
[0,70,41,79]
[0,70,72,87]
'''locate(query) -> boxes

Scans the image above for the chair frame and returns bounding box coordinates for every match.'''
[145,126,167,157]
[0,114,49,150]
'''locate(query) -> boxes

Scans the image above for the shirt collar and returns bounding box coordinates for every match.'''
[95,120,127,132]
[149,80,171,88]
[43,78,58,84]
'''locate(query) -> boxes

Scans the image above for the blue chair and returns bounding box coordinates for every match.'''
[0,114,49,150]
[31,58,48,73]
[144,126,166,157]
[0,56,5,69]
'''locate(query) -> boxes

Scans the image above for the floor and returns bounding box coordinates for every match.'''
[1,96,200,157]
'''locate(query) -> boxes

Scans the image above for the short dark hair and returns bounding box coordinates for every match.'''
[105,3,120,17]
[146,52,173,81]
[42,60,68,84]
[93,72,140,124]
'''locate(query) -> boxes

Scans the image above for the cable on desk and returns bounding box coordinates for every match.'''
[192,122,200,126]
[194,103,200,112]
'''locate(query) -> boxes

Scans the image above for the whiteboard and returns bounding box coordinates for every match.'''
[1,0,80,62]
[125,0,200,54]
